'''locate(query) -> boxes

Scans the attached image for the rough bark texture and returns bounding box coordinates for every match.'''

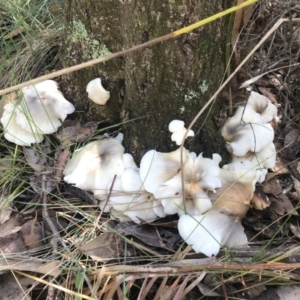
[61,0,233,162]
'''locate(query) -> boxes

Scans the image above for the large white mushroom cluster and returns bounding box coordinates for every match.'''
[0,79,278,257]
[0,80,75,145]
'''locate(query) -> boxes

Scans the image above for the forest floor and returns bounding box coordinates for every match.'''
[0,1,300,299]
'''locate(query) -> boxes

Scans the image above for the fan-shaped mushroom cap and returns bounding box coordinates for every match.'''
[247,91,278,123]
[152,152,221,215]
[86,78,110,105]
[231,142,276,170]
[168,119,194,145]
[140,148,190,194]
[226,123,274,157]
[178,211,247,257]
[1,101,44,145]
[64,137,125,193]
[16,80,75,134]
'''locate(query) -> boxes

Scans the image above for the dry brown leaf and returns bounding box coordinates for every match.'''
[0,273,33,300]
[262,177,282,196]
[284,129,300,148]
[290,224,300,239]
[54,148,71,178]
[269,193,297,216]
[0,257,61,277]
[20,219,44,250]
[23,142,52,173]
[81,232,124,261]
[0,215,22,238]
[57,121,99,146]
[0,233,27,253]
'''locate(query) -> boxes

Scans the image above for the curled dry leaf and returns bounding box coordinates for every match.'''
[54,148,71,179]
[269,193,298,216]
[81,232,124,261]
[20,219,44,250]
[57,121,99,146]
[262,177,282,196]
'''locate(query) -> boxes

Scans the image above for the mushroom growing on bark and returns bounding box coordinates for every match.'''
[86,78,110,105]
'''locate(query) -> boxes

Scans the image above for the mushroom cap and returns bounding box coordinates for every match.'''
[64,137,125,193]
[247,91,278,123]
[178,211,247,257]
[140,148,189,194]
[16,80,75,134]
[168,120,194,145]
[86,78,110,105]
[221,106,263,142]
[227,123,274,157]
[231,142,276,170]
[1,101,44,145]
[169,120,185,132]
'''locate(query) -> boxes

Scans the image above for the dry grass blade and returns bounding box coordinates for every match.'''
[138,275,158,300]
[182,272,206,297]
[153,275,169,300]
[173,274,190,300]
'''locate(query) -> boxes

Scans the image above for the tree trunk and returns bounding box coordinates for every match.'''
[60,0,233,162]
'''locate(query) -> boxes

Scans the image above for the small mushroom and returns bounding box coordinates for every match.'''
[168,119,194,145]
[86,78,110,105]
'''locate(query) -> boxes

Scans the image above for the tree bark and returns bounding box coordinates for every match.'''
[61,0,233,162]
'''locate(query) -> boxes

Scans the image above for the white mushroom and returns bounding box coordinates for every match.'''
[16,80,75,134]
[168,119,194,145]
[0,80,75,145]
[64,137,125,194]
[1,101,44,145]
[139,147,190,194]
[178,211,247,257]
[86,78,110,105]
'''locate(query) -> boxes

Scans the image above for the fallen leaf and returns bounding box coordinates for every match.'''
[0,215,22,238]
[262,177,282,196]
[269,193,297,216]
[0,273,33,300]
[54,148,70,179]
[284,129,300,148]
[0,257,60,277]
[20,219,44,250]
[290,224,300,239]
[23,142,51,173]
[81,232,124,261]
[57,121,99,146]
[0,233,27,253]
[115,222,181,250]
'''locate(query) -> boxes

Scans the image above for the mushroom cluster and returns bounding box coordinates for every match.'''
[63,93,278,256]
[1,80,75,145]
[221,91,277,182]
